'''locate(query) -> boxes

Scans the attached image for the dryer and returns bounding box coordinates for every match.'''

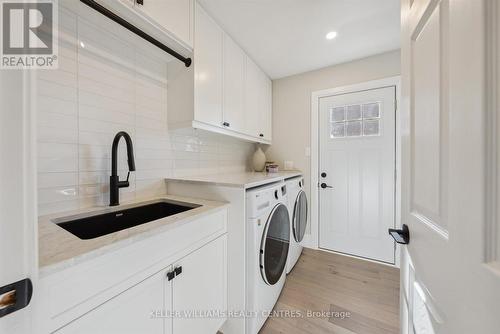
[246,182,290,334]
[285,176,308,274]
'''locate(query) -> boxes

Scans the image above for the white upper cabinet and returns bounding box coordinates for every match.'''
[135,0,194,48]
[245,56,272,141]
[244,57,262,138]
[260,75,272,141]
[223,34,246,134]
[194,2,224,127]
[168,1,272,143]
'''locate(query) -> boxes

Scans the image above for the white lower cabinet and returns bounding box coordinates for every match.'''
[173,234,227,334]
[54,236,227,334]
[55,269,170,334]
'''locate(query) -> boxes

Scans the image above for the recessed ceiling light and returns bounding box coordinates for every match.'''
[326,31,338,40]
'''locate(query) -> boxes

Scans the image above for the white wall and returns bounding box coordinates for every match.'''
[267,50,401,235]
[36,5,252,216]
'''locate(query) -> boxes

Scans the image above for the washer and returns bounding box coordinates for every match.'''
[285,176,308,274]
[246,182,290,334]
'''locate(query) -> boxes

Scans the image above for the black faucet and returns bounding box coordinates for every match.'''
[110,131,136,206]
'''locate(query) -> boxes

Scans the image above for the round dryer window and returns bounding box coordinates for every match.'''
[260,203,290,285]
[293,190,308,242]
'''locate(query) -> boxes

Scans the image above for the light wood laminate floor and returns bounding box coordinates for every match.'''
[259,248,400,334]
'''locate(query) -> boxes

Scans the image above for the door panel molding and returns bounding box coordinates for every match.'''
[409,0,450,238]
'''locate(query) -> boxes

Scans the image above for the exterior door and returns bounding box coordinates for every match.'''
[0,72,37,332]
[319,86,396,264]
[400,0,500,333]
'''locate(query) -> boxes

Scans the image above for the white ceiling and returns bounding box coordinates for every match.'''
[197,0,401,79]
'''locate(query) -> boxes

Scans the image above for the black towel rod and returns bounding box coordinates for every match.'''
[80,0,192,67]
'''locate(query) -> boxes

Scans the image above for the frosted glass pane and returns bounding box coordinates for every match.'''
[346,121,362,137]
[331,122,345,138]
[346,105,362,120]
[330,107,345,122]
[363,119,380,136]
[363,103,380,119]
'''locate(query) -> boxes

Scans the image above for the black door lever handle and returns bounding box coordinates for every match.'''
[388,224,410,245]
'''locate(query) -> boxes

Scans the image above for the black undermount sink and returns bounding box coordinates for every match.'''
[54,200,201,240]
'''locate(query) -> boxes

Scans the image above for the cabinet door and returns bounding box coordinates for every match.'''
[244,57,262,137]
[135,0,193,48]
[55,270,171,334]
[173,236,227,334]
[194,3,223,127]
[259,75,272,141]
[223,34,245,133]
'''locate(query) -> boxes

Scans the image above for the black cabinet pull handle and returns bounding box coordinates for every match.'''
[388,224,410,244]
[222,122,230,127]
[136,0,144,5]
[320,183,332,189]
[259,133,264,137]
[174,266,182,276]
[166,270,175,281]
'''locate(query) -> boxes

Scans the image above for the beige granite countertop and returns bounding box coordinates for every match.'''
[38,195,228,276]
[165,171,303,189]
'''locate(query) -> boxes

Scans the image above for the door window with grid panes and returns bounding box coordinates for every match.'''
[329,102,381,138]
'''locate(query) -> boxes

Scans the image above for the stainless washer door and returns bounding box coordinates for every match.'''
[260,203,290,285]
[293,190,308,242]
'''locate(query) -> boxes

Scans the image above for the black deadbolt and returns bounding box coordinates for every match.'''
[321,172,327,178]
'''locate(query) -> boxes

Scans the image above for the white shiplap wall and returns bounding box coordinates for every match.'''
[37,4,252,216]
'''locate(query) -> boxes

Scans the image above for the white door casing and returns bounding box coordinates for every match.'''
[400,0,500,333]
[318,86,396,264]
[0,71,37,332]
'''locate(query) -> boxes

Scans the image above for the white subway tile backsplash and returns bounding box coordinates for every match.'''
[38,173,78,189]
[38,80,78,102]
[38,157,78,173]
[38,111,78,130]
[37,143,77,158]
[36,5,252,215]
[38,186,78,204]
[79,90,135,114]
[79,105,136,125]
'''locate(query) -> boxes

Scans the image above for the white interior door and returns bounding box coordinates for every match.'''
[318,86,396,264]
[0,71,37,331]
[400,0,500,333]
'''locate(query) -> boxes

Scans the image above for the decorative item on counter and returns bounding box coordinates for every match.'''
[284,160,294,170]
[252,145,266,172]
[265,162,279,173]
